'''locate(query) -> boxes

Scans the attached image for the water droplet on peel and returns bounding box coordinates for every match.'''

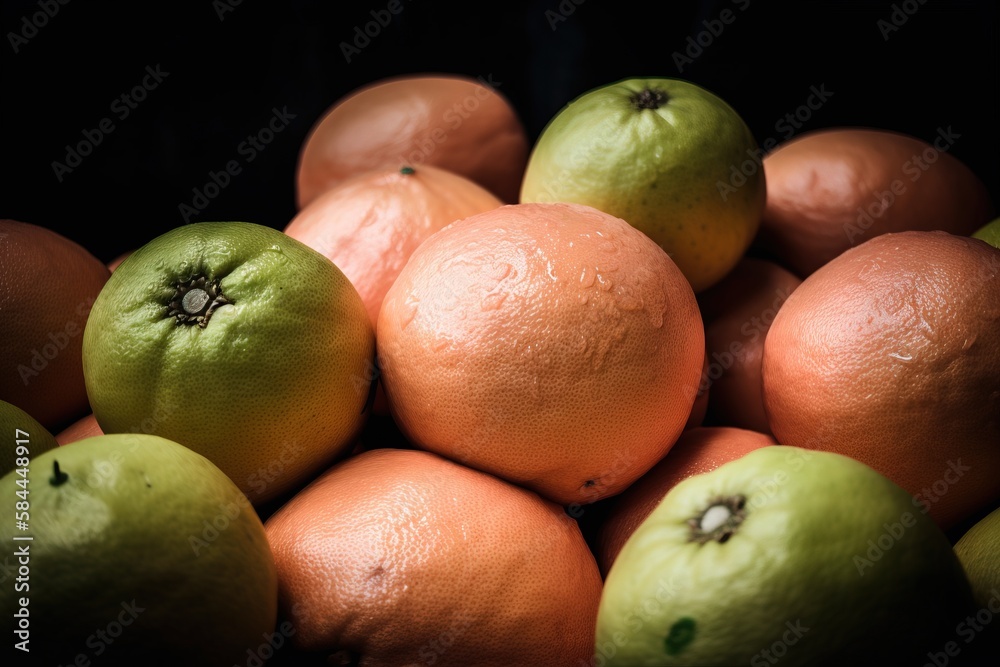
[654,146,664,160]
[962,335,977,350]
[578,293,589,305]
[580,266,596,288]
[481,293,507,311]
[888,352,913,362]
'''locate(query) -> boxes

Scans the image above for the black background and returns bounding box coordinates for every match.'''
[1,0,998,265]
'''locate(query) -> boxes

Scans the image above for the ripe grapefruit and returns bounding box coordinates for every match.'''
[696,257,802,433]
[264,448,602,666]
[762,231,1000,530]
[285,164,502,331]
[0,219,110,432]
[296,74,529,207]
[756,127,994,277]
[377,202,705,505]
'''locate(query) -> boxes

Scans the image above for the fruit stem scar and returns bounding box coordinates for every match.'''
[630,87,668,110]
[167,275,230,328]
[50,460,69,486]
[688,495,746,544]
[400,166,416,175]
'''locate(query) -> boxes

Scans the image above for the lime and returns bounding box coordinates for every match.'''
[596,446,974,665]
[1,399,58,477]
[0,433,277,665]
[82,221,375,505]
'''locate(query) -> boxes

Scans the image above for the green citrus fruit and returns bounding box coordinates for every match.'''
[519,77,765,292]
[972,216,1000,249]
[595,445,974,666]
[955,505,1000,609]
[1,399,58,477]
[0,433,277,665]
[82,221,375,504]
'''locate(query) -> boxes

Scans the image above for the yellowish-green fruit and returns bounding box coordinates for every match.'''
[520,77,765,292]
[596,446,974,666]
[82,221,375,505]
[0,433,277,665]
[954,505,1000,609]
[972,217,1000,249]
[0,399,58,477]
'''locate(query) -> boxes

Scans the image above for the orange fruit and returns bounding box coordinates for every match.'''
[696,257,802,433]
[762,231,1000,530]
[296,73,529,208]
[0,219,110,432]
[594,426,776,576]
[264,448,602,666]
[55,412,105,445]
[107,249,132,272]
[756,127,995,277]
[285,164,502,332]
[377,202,704,506]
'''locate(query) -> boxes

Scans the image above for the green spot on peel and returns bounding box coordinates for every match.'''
[400,166,416,175]
[665,617,696,655]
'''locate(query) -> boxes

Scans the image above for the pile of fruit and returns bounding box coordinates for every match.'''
[2,72,999,667]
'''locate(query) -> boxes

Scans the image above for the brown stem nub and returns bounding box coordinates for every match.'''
[631,87,668,110]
